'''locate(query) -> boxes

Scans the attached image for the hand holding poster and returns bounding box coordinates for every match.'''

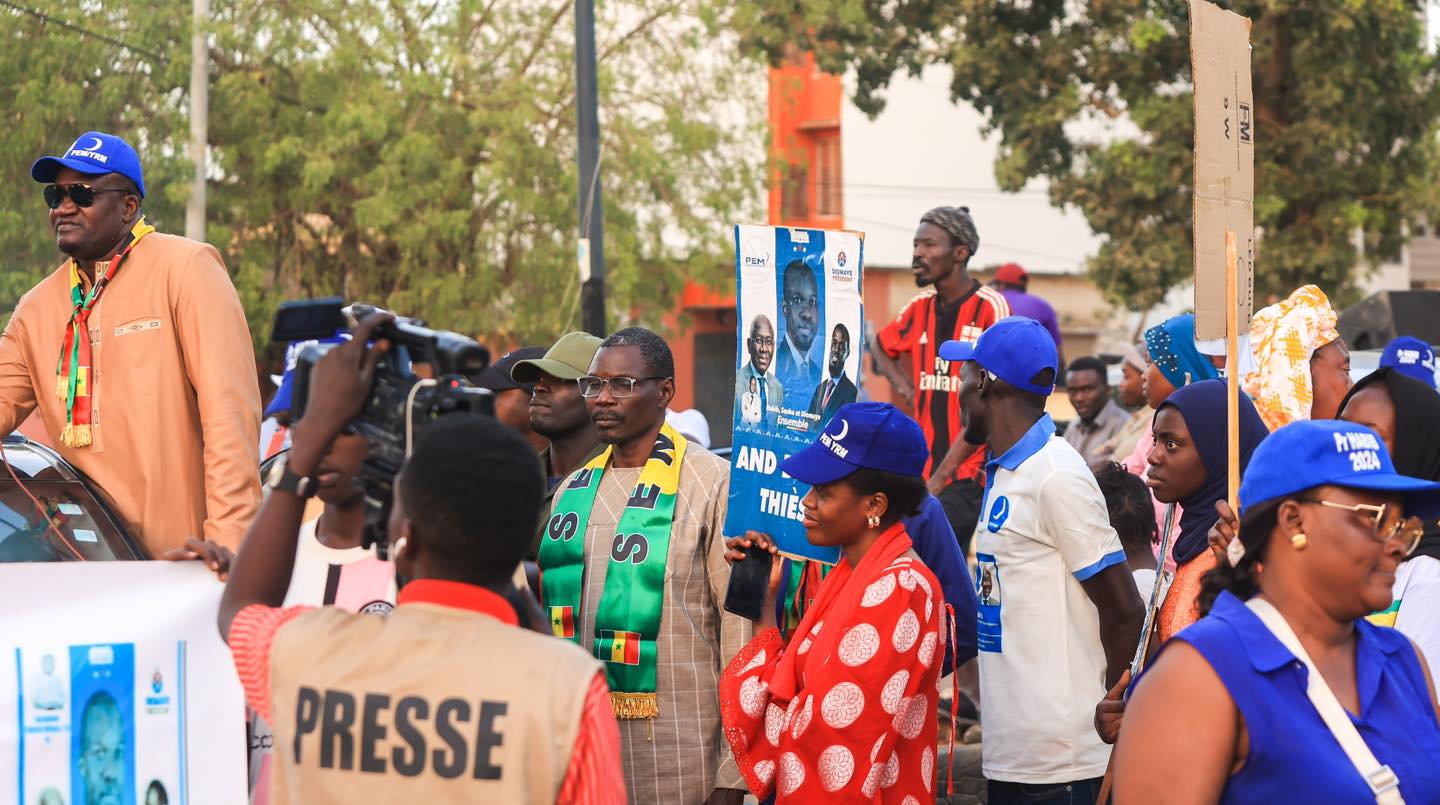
[726,224,864,563]
[0,563,248,805]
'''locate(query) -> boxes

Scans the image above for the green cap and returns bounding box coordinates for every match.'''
[511,331,604,383]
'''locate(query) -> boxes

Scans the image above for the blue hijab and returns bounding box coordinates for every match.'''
[1157,379,1269,564]
[1144,313,1220,390]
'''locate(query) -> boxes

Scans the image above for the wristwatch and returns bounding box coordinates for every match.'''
[265,454,320,498]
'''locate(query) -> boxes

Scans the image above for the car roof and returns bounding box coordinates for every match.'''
[0,435,84,481]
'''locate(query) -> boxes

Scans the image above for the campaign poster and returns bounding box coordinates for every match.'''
[727,224,864,563]
[0,563,247,805]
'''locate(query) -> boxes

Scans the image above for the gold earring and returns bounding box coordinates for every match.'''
[1291,532,1307,550]
[866,515,880,529]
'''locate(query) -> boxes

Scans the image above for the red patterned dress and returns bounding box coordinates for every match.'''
[719,523,945,803]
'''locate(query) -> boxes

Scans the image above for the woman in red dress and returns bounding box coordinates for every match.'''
[719,402,946,803]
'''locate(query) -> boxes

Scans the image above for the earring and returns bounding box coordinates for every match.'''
[392,536,408,557]
[866,515,880,529]
[1291,532,1307,550]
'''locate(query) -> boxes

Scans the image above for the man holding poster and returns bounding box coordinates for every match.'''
[874,205,1010,553]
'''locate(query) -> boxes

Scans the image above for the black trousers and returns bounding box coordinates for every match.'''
[938,477,984,558]
[988,777,1105,805]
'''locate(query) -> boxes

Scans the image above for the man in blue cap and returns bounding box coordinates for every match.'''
[0,131,260,569]
[1380,336,1437,389]
[941,316,1143,805]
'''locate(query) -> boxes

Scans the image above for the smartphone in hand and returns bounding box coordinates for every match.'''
[724,544,773,621]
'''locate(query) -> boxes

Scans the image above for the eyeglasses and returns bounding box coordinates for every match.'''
[43,183,127,210]
[578,375,666,398]
[749,336,775,347]
[1301,499,1425,554]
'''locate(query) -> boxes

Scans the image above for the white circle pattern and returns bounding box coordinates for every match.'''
[893,609,921,653]
[903,797,920,805]
[918,631,938,669]
[818,744,855,792]
[912,570,933,598]
[754,759,775,784]
[779,752,806,796]
[896,693,929,740]
[870,734,886,762]
[821,682,865,729]
[881,669,910,714]
[861,763,881,797]
[922,746,934,793]
[861,574,896,607]
[880,751,900,788]
[838,623,881,667]
[739,676,767,717]
[740,649,767,675]
[791,694,814,739]
[765,703,786,747]
[897,567,918,591]
[798,636,813,654]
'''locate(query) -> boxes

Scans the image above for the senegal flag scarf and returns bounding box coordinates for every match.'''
[56,217,155,447]
[539,422,687,719]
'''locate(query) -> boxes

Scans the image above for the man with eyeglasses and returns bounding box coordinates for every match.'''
[538,326,751,805]
[0,131,259,571]
[775,260,824,410]
[735,313,783,427]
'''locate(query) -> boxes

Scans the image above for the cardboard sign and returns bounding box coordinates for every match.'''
[726,224,865,564]
[1190,0,1255,340]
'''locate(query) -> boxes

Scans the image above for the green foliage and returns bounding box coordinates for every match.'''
[1,0,763,359]
[735,0,1440,310]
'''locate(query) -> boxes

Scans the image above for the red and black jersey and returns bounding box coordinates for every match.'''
[877,280,1010,482]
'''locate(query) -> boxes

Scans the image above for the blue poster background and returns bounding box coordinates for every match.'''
[70,643,136,805]
[725,225,864,563]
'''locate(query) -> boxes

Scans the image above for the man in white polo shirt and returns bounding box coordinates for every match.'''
[941,317,1144,805]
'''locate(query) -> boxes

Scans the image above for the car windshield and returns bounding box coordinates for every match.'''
[0,481,132,562]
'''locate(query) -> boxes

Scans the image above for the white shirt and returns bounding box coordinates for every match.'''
[973,415,1126,784]
[1131,567,1171,608]
[1392,555,1440,671]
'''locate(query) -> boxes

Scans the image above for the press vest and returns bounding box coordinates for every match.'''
[267,603,601,803]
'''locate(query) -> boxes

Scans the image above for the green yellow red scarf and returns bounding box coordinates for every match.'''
[539,422,686,719]
[56,217,154,447]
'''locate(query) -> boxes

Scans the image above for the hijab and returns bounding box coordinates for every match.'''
[1243,284,1339,431]
[1157,379,1270,564]
[1338,367,1440,561]
[1143,313,1220,390]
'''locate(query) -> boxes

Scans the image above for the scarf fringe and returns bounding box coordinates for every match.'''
[60,423,92,448]
[610,692,658,720]
[54,373,68,402]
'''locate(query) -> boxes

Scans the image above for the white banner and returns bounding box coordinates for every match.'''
[0,562,248,805]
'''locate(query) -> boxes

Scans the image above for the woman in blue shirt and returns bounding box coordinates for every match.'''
[1113,419,1440,803]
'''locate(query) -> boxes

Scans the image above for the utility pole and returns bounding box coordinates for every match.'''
[574,0,606,337]
[185,0,208,242]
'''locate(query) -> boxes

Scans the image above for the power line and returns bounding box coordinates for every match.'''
[0,0,166,62]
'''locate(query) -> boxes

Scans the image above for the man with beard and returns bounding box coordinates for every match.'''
[807,322,857,426]
[774,261,823,408]
[874,205,1009,553]
[735,314,783,427]
[539,327,750,805]
[511,331,606,558]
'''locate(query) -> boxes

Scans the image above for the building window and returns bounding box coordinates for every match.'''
[782,162,809,221]
[815,132,841,217]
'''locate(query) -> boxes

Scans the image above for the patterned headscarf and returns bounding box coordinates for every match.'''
[919,205,979,256]
[1143,314,1219,390]
[1242,284,1339,431]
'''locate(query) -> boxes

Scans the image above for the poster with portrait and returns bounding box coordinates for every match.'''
[726,224,864,563]
[0,563,247,805]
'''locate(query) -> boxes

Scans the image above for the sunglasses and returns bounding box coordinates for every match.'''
[1301,499,1426,555]
[44,183,128,210]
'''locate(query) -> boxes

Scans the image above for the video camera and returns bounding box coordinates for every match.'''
[270,298,495,556]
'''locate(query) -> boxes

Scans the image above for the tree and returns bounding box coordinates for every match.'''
[733,0,1440,310]
[1,0,763,352]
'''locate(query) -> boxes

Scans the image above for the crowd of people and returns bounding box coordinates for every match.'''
[9,130,1440,804]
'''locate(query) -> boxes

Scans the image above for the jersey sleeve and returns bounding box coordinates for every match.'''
[227,603,312,723]
[877,296,923,358]
[1040,467,1127,580]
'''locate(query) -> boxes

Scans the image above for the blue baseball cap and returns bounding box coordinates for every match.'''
[936,316,1058,396]
[264,333,349,419]
[1239,419,1440,522]
[31,131,146,198]
[1380,336,1437,389]
[780,402,928,485]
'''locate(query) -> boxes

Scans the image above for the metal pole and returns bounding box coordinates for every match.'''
[575,0,605,336]
[185,0,208,241]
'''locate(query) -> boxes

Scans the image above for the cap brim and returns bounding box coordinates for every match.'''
[264,376,295,418]
[31,156,109,184]
[937,340,976,362]
[512,358,586,383]
[779,440,858,486]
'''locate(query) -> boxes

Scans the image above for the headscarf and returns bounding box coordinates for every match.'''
[1242,284,1339,431]
[1338,368,1440,561]
[919,205,980,255]
[1121,344,1147,374]
[1143,313,1220,390]
[1157,379,1269,564]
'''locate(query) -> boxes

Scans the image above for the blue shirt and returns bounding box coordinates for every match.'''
[1172,590,1440,804]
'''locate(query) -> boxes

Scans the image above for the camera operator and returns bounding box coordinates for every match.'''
[218,314,623,804]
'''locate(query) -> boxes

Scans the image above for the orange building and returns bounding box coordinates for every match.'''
[668,54,899,448]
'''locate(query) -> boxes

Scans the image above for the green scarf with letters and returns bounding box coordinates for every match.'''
[539,422,687,719]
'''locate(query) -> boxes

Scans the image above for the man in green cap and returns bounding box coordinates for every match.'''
[511,331,606,558]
